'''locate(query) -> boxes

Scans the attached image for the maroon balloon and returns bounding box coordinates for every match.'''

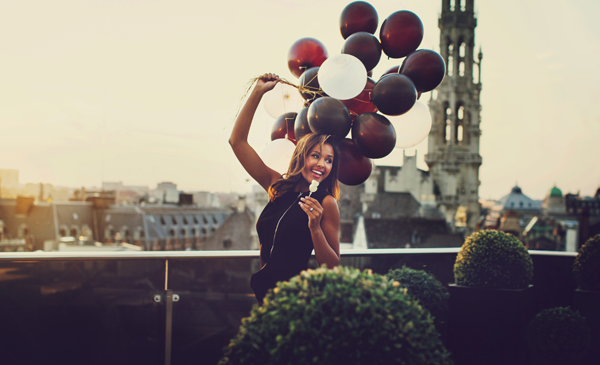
[341,32,382,72]
[299,67,326,102]
[287,38,328,78]
[400,49,446,92]
[352,113,396,159]
[372,74,417,116]
[307,97,352,139]
[381,65,401,78]
[379,11,423,59]
[294,107,311,142]
[339,1,378,39]
[337,138,373,186]
[341,77,377,120]
[271,112,297,142]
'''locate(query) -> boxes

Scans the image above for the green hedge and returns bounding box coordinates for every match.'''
[527,307,590,365]
[454,230,533,289]
[219,266,452,365]
[573,234,600,291]
[387,266,449,324]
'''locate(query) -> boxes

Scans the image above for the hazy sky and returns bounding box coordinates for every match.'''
[1,0,599,200]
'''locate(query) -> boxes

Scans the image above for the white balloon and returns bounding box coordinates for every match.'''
[263,83,303,119]
[260,138,296,175]
[318,54,367,100]
[387,100,432,149]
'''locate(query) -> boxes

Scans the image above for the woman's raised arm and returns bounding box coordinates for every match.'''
[229,74,283,192]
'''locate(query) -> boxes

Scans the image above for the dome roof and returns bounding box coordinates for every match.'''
[549,186,562,197]
[511,185,522,194]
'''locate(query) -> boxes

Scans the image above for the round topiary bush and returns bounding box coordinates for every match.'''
[573,234,600,291]
[454,230,533,289]
[527,307,590,365]
[219,266,453,365]
[387,266,449,323]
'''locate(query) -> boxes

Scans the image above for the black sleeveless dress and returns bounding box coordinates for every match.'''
[251,188,331,303]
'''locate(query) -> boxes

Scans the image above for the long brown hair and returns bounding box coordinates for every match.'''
[268,134,340,201]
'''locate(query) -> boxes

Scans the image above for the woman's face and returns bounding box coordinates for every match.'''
[302,143,334,185]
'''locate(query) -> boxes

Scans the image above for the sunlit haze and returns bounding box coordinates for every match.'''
[1,0,599,200]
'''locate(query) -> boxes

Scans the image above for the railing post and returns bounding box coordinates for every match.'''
[164,289,173,365]
[164,259,172,365]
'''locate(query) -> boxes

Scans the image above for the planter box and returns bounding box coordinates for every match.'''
[447,284,534,365]
[574,289,600,364]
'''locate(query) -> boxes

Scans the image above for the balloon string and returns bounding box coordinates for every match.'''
[233,76,326,120]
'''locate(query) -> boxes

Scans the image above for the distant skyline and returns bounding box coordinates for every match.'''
[1,0,599,200]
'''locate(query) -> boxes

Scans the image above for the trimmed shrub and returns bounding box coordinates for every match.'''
[387,266,449,323]
[454,230,533,289]
[527,307,590,365]
[219,266,452,365]
[573,234,600,291]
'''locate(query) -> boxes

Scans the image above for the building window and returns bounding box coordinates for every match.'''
[70,225,80,238]
[183,216,188,225]
[193,216,199,224]
[160,216,166,225]
[339,222,354,243]
[223,239,232,249]
[171,216,177,225]
[447,44,454,76]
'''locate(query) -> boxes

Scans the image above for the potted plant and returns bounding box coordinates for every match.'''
[449,229,534,365]
[573,234,600,364]
[219,266,453,365]
[527,307,590,365]
[387,266,449,339]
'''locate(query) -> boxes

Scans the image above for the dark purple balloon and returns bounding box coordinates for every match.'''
[299,67,325,102]
[307,97,352,139]
[379,11,423,59]
[381,65,401,79]
[337,138,373,186]
[352,113,396,159]
[340,1,378,39]
[372,74,417,116]
[271,112,297,142]
[341,32,382,72]
[294,107,311,142]
[400,49,446,92]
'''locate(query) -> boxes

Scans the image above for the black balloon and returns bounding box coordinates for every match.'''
[307,97,352,139]
[271,112,297,142]
[339,1,378,39]
[341,32,382,72]
[372,74,417,116]
[294,107,311,142]
[379,11,423,59]
[400,49,446,93]
[352,113,396,159]
[299,67,325,102]
[337,138,373,186]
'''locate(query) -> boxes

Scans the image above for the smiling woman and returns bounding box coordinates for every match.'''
[229,73,341,303]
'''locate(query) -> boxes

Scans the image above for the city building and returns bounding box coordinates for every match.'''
[426,0,483,233]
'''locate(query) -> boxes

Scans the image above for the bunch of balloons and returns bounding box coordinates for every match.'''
[261,1,445,185]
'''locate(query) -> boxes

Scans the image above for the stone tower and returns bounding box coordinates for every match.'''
[425,0,482,233]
